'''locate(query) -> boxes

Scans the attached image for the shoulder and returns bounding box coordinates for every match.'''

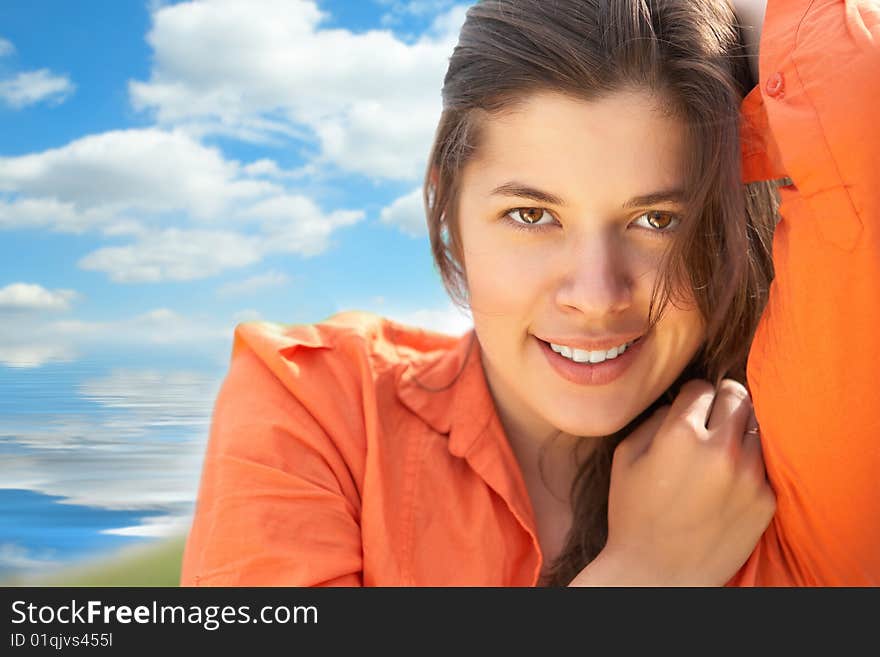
[223,311,466,439]
[230,310,463,387]
[211,310,471,489]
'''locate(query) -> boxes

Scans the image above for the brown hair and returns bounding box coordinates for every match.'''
[423,0,779,586]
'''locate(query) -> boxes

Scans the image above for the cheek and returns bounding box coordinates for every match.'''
[627,242,670,286]
[461,228,549,312]
[660,301,707,364]
[467,258,531,320]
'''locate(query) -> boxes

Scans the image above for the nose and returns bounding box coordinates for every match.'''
[554,233,634,317]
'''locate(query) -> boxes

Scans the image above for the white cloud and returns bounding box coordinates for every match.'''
[0,283,78,312]
[75,196,363,282]
[382,0,459,17]
[0,304,237,368]
[0,197,115,234]
[380,186,426,237]
[340,299,472,336]
[427,3,470,35]
[243,159,282,177]
[77,228,265,282]
[385,304,473,335]
[99,218,148,237]
[232,308,264,322]
[0,128,364,280]
[0,297,469,372]
[242,158,315,180]
[0,38,14,57]
[47,307,231,346]
[130,0,468,180]
[245,194,364,257]
[0,69,75,108]
[217,270,290,297]
[0,128,274,220]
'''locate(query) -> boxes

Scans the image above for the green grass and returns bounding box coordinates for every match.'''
[2,535,187,587]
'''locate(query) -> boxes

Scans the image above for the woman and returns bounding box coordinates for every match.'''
[180,0,879,586]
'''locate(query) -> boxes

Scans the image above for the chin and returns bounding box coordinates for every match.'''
[551,410,635,439]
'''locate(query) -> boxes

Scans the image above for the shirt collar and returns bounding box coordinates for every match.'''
[396,329,492,456]
[396,330,542,574]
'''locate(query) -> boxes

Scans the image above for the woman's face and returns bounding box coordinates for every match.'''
[457,90,705,441]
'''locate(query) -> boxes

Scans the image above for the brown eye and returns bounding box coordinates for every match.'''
[633,210,680,234]
[647,211,674,229]
[516,208,546,224]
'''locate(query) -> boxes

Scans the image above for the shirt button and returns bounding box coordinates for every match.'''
[765,72,785,98]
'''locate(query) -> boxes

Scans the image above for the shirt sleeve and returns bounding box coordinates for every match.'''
[180,327,364,586]
[739,0,880,584]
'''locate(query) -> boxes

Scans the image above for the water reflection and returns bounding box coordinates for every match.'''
[0,361,221,583]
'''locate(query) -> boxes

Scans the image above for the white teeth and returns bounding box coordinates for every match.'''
[549,339,635,364]
[588,350,605,363]
[571,349,590,363]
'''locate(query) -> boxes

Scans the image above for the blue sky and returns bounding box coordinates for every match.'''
[0,0,474,579]
[0,0,474,370]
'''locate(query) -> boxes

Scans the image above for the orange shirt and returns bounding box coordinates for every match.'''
[181,0,880,586]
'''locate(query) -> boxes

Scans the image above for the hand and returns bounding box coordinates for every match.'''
[570,379,775,586]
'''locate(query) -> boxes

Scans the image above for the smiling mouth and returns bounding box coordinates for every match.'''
[537,335,643,365]
[535,331,647,386]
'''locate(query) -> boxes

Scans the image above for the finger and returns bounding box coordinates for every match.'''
[740,410,768,480]
[740,425,763,467]
[706,379,753,438]
[744,407,760,435]
[615,405,671,464]
[668,379,715,435]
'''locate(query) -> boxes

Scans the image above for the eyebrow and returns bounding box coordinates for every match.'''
[490,181,686,210]
[490,182,566,207]
[623,189,687,210]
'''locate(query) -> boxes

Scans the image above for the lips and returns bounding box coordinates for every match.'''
[536,333,645,352]
[546,336,640,364]
[536,333,646,386]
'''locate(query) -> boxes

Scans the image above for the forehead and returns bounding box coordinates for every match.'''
[464,90,689,201]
